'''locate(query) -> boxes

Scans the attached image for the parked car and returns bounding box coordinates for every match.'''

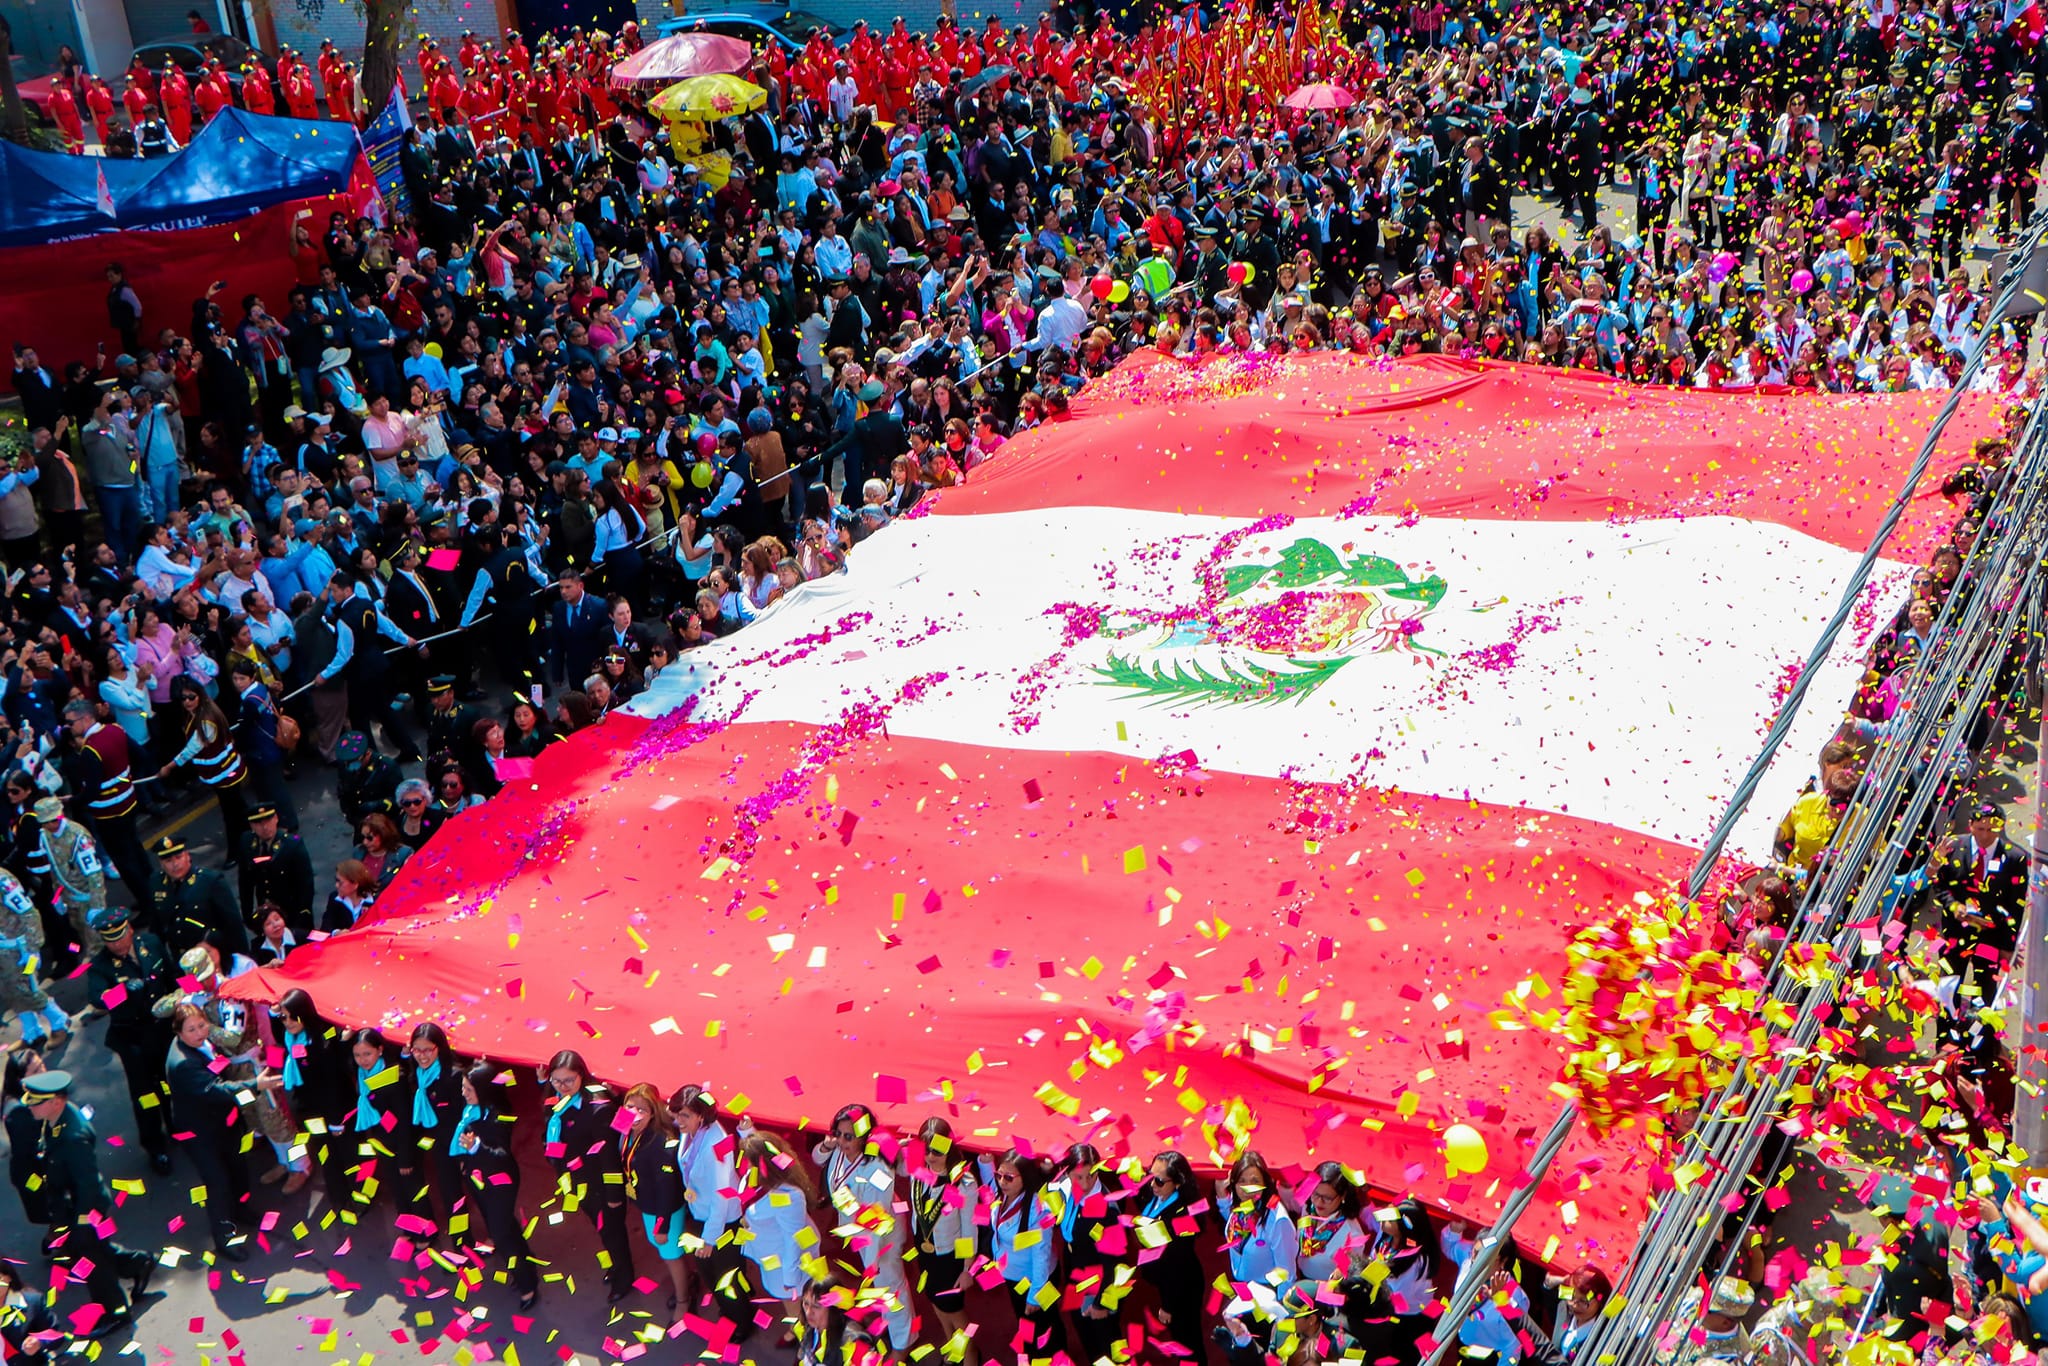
[654,6,843,52]
[12,55,55,125]
[130,32,275,91]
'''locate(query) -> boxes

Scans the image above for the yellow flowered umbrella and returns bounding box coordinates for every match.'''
[649,73,766,120]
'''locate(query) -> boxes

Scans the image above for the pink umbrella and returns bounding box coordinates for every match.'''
[609,32,755,89]
[1283,82,1356,110]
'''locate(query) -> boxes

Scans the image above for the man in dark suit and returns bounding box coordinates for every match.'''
[548,569,607,690]
[26,1069,158,1334]
[1932,802,2027,1004]
[1458,135,1511,239]
[384,540,450,702]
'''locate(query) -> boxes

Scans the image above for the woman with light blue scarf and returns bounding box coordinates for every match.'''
[274,988,344,1195]
[451,1062,540,1310]
[399,1022,465,1246]
[342,1026,403,1210]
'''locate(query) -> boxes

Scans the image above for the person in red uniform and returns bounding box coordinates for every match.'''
[502,66,531,143]
[241,58,274,115]
[121,75,151,130]
[880,48,912,120]
[283,61,318,118]
[460,71,497,140]
[414,39,440,93]
[532,65,561,138]
[458,31,483,75]
[124,55,157,103]
[48,82,85,151]
[324,60,354,122]
[584,63,615,124]
[194,61,231,122]
[430,58,463,124]
[317,41,342,96]
[505,30,530,74]
[86,77,115,145]
[159,61,193,142]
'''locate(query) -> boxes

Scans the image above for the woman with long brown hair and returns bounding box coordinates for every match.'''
[159,675,252,851]
[538,1049,637,1302]
[740,1131,821,1342]
[592,476,648,602]
[908,1117,979,1365]
[451,1063,540,1310]
[618,1082,689,1318]
[670,1084,750,1324]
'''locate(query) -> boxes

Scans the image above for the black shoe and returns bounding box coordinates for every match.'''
[518,1288,540,1311]
[85,1309,133,1340]
[150,1152,172,1175]
[606,1285,633,1304]
[214,1242,250,1263]
[129,1259,155,1298]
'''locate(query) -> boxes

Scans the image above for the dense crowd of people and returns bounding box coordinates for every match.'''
[0,0,2047,1354]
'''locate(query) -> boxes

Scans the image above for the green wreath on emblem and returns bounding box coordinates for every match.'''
[1092,538,1448,707]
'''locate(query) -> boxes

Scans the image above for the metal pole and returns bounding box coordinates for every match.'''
[2018,684,2048,1168]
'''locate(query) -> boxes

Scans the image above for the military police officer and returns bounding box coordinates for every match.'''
[82,907,177,1174]
[424,675,484,770]
[234,804,314,928]
[25,1069,157,1336]
[148,836,247,957]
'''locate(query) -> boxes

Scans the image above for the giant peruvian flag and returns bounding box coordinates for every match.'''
[232,354,1990,1260]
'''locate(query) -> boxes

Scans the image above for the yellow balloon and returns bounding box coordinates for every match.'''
[424,342,444,359]
[1443,1124,1489,1175]
[1241,263,1254,283]
[691,461,715,488]
[1109,281,1130,303]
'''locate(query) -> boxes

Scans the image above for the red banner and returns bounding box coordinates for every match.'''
[0,172,372,395]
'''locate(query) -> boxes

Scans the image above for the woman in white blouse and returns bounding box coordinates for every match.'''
[669,1084,748,1322]
[740,1131,823,1344]
[989,1150,1067,1356]
[811,1103,914,1357]
[1289,1161,1373,1355]
[1220,1150,1299,1346]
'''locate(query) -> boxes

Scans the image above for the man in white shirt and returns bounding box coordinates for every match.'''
[210,547,275,616]
[815,220,853,279]
[826,62,859,122]
[1035,268,1092,352]
[136,523,215,598]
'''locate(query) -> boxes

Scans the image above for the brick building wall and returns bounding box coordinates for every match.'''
[265,0,496,63]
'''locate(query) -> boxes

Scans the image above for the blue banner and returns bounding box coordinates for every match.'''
[361,81,413,219]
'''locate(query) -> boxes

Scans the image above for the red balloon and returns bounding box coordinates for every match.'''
[1091,275,1115,300]
[1831,217,1855,239]
[1226,262,1248,285]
